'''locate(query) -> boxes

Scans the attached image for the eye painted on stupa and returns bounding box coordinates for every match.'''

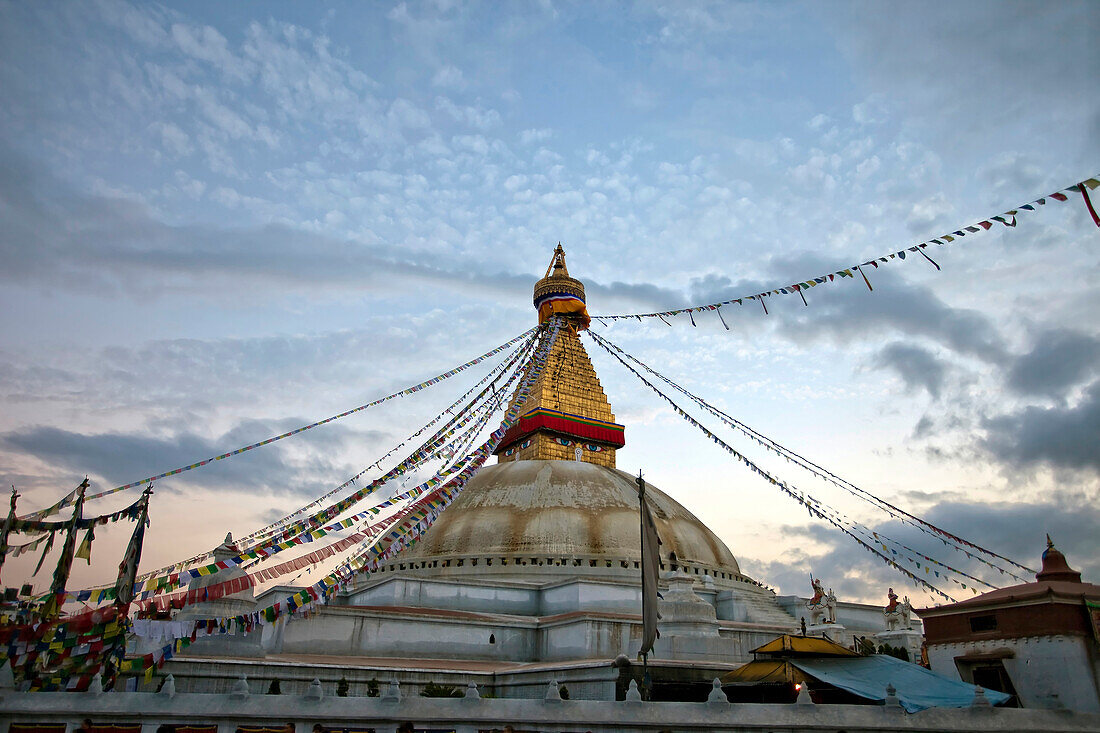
[585,444,603,452]
[554,437,573,447]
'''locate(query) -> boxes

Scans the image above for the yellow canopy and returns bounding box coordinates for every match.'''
[750,634,860,657]
[720,659,811,684]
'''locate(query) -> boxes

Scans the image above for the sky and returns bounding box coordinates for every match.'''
[1,0,1098,607]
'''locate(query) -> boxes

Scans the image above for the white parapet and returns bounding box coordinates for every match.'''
[2,687,1100,732]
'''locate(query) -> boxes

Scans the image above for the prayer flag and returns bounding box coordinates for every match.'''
[637,473,662,658]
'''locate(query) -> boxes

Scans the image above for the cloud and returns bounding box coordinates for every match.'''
[905,191,953,235]
[434,96,502,130]
[613,254,1010,363]
[743,490,1100,604]
[0,145,543,299]
[643,1,770,46]
[519,128,553,145]
[96,0,173,48]
[590,279,687,313]
[431,64,466,90]
[0,418,384,498]
[769,256,1008,363]
[981,380,1100,472]
[148,121,193,157]
[827,1,1100,163]
[872,343,948,399]
[170,22,251,82]
[1006,329,1100,399]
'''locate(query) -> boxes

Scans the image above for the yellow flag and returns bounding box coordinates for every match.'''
[74,528,94,563]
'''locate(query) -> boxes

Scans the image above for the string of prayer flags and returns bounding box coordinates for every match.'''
[587,330,1032,581]
[1071,178,1100,227]
[4,533,48,557]
[107,329,545,593]
[12,490,150,536]
[592,175,1100,326]
[18,327,540,523]
[235,332,538,550]
[587,330,961,602]
[247,331,536,557]
[783,483,997,592]
[16,483,82,522]
[59,322,556,609]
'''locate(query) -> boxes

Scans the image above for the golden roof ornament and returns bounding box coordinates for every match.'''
[533,243,590,330]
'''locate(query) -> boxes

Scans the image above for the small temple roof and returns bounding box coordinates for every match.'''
[918,537,1100,615]
[1035,533,1083,583]
[750,634,859,658]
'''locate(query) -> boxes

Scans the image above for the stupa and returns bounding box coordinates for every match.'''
[158,247,900,701]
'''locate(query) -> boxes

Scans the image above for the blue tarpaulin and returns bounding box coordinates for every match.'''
[791,654,1011,713]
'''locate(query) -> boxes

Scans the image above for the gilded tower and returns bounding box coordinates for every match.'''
[494,246,626,468]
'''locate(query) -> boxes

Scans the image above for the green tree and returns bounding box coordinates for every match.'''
[419,681,463,698]
[877,643,910,662]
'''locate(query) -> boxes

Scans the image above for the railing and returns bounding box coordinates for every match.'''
[3,676,1100,733]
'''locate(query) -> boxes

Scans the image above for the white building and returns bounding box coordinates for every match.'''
[920,539,1100,712]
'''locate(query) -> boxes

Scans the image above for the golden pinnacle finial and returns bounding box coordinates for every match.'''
[545,242,569,279]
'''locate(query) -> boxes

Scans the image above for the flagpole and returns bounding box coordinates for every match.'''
[637,470,648,701]
[106,485,153,690]
[0,485,19,584]
[42,478,88,618]
[636,468,661,702]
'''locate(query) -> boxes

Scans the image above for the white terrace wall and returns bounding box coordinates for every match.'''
[3,683,1100,733]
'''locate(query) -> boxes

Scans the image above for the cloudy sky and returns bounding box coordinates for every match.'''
[1,0,1098,606]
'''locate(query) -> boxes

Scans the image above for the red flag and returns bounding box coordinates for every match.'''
[1078,183,1100,227]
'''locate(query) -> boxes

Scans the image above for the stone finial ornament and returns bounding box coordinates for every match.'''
[707,678,727,704]
[796,682,813,705]
[884,682,901,711]
[230,674,250,698]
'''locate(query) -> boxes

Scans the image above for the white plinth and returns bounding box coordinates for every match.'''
[875,628,923,661]
[806,623,846,637]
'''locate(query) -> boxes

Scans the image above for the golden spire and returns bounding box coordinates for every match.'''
[496,246,624,467]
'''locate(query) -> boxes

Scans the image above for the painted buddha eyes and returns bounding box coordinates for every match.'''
[552,436,604,452]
